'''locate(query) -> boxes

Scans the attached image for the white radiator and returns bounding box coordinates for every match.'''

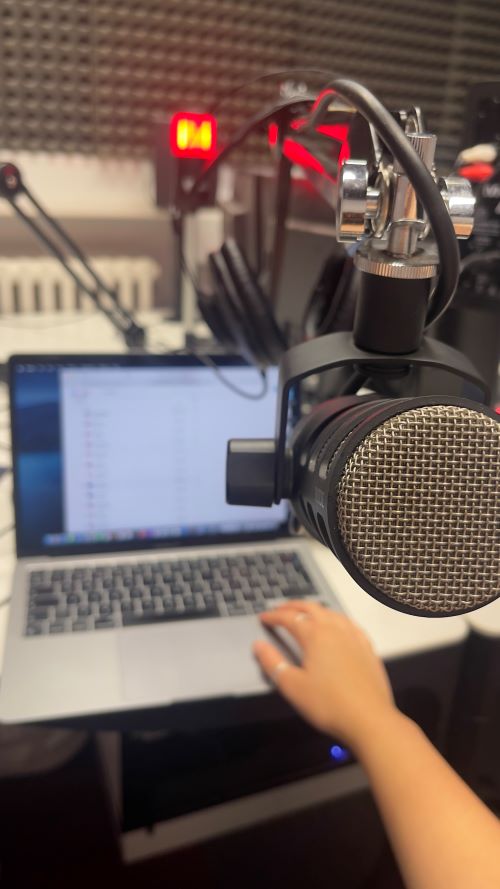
[0,256,160,314]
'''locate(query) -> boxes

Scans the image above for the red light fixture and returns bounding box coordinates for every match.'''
[170,112,217,159]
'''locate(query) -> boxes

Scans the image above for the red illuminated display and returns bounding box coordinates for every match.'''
[170,112,217,159]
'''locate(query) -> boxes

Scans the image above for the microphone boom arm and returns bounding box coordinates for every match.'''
[0,162,145,349]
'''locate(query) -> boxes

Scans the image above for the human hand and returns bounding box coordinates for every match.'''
[253,601,397,752]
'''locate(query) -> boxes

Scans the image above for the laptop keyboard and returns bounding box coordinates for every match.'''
[25,551,319,637]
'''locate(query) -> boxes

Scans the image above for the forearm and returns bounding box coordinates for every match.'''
[354,710,500,889]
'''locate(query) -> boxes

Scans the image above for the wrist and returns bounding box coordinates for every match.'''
[343,706,411,760]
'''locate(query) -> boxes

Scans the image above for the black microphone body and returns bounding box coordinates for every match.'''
[226,331,499,618]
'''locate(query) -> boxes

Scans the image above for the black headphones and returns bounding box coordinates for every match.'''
[198,236,356,368]
[200,238,286,366]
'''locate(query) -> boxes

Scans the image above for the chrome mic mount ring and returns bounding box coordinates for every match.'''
[355,240,438,279]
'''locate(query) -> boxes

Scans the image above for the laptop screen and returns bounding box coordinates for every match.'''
[10,355,290,558]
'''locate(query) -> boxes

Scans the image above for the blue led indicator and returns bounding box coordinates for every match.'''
[330,744,349,763]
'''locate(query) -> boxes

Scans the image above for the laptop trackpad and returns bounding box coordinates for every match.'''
[118,618,267,704]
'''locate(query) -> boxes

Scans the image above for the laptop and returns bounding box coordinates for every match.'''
[0,353,341,724]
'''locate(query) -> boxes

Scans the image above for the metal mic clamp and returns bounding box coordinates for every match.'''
[337,132,475,353]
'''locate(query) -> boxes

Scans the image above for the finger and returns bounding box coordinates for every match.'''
[351,623,374,649]
[266,600,328,618]
[260,608,315,648]
[320,611,375,642]
[266,601,349,632]
[253,640,306,700]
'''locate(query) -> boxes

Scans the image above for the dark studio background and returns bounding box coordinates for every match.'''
[1,0,500,167]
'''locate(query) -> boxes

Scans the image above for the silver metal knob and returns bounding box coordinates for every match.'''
[439,176,475,239]
[393,133,436,174]
[337,159,372,242]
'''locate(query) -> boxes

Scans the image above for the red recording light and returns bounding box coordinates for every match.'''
[268,120,350,182]
[458,162,495,183]
[170,112,217,159]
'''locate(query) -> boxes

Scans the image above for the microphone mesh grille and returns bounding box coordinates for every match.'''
[337,405,500,614]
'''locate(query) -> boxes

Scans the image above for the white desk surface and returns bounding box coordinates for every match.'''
[0,314,468,676]
[0,310,188,362]
[465,598,500,638]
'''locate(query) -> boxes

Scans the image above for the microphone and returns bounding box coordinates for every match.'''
[288,395,500,616]
[226,79,498,618]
